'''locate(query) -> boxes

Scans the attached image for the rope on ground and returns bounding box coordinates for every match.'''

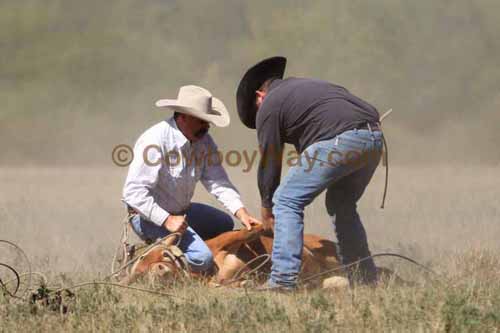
[107,232,183,281]
[47,281,186,300]
[2,272,49,286]
[0,262,22,299]
[300,252,442,284]
[0,239,32,298]
[2,237,443,304]
[1,236,191,304]
[222,254,271,286]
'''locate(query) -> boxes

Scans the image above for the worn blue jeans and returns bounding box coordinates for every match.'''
[270,129,383,287]
[130,203,234,272]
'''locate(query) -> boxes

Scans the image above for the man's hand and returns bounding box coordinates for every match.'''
[261,206,275,231]
[163,215,188,234]
[235,207,262,231]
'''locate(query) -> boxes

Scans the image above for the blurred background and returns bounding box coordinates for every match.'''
[2,0,500,165]
[1,0,499,272]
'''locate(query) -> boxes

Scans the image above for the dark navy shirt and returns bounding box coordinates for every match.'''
[256,77,380,208]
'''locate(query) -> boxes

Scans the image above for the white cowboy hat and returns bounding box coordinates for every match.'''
[155,85,230,127]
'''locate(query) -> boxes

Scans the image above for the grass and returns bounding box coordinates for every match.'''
[1,254,500,332]
[1,165,499,331]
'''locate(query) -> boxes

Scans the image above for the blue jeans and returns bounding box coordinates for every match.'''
[130,203,234,272]
[270,129,383,287]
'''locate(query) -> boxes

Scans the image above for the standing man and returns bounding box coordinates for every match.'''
[236,57,383,289]
[123,85,261,273]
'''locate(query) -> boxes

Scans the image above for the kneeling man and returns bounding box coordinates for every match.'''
[123,85,261,273]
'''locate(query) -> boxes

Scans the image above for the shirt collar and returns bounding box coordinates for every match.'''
[268,78,283,92]
[167,116,190,147]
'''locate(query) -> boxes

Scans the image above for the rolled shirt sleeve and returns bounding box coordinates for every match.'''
[201,138,244,215]
[122,133,170,226]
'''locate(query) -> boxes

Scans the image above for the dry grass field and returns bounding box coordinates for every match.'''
[2,1,500,331]
[1,165,499,331]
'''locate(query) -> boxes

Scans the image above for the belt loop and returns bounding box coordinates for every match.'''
[367,123,375,141]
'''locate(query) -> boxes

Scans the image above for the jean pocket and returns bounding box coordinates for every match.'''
[129,215,145,239]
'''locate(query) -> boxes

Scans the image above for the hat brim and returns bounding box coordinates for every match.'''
[155,97,230,127]
[236,56,287,129]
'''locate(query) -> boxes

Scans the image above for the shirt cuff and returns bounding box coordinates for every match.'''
[149,205,170,226]
[227,199,245,216]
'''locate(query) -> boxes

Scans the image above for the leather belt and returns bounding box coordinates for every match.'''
[357,122,381,131]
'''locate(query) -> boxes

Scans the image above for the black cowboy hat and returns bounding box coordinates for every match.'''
[236,56,287,129]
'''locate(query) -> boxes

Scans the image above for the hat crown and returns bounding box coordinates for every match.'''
[177,85,213,113]
[155,85,230,127]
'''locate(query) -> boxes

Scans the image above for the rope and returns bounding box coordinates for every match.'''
[223,254,271,286]
[111,214,132,276]
[2,272,49,288]
[379,108,393,122]
[106,232,183,281]
[0,239,32,298]
[378,108,392,210]
[47,281,185,300]
[0,235,189,303]
[300,252,441,284]
[0,262,21,298]
[380,134,389,209]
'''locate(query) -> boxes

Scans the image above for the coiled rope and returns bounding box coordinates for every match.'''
[0,239,32,298]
